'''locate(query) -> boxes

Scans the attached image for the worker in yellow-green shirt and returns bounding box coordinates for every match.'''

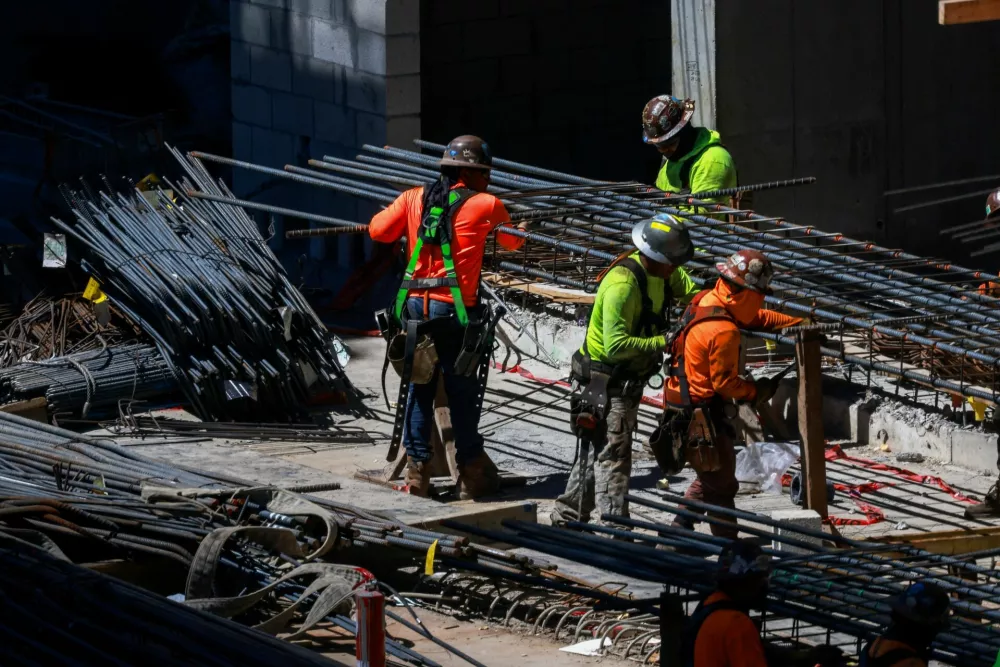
[641,95,737,205]
[551,214,699,528]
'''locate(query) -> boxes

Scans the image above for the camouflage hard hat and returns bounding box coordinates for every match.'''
[986,190,1000,219]
[642,95,695,145]
[717,249,774,294]
[439,135,493,170]
[631,213,695,266]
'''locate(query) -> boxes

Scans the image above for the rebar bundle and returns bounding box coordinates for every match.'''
[52,147,359,421]
[0,343,177,416]
[190,140,1000,405]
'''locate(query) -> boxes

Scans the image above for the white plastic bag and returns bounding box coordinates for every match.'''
[735,442,800,494]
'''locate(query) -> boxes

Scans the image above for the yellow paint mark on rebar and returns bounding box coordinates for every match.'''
[424,539,438,575]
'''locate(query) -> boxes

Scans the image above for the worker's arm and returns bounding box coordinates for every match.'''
[707,328,757,401]
[722,614,769,667]
[601,283,666,360]
[669,267,701,305]
[746,308,803,331]
[368,189,413,244]
[490,199,525,251]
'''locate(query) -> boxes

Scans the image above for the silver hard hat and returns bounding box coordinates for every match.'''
[631,213,695,266]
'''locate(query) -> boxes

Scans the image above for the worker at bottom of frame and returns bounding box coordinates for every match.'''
[641,94,738,206]
[966,190,1000,518]
[655,250,802,539]
[368,135,528,499]
[681,539,845,667]
[860,582,951,667]
[550,214,700,528]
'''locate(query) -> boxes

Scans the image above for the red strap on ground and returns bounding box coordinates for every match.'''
[825,444,977,504]
[779,473,892,525]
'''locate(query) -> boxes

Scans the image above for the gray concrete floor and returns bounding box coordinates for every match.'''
[99,334,1000,666]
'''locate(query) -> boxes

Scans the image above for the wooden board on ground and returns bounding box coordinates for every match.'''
[407,499,538,547]
[483,274,595,305]
[0,397,48,423]
[872,525,1000,556]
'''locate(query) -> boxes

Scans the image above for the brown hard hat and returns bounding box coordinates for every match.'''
[642,95,695,145]
[987,190,1000,219]
[717,249,774,294]
[439,135,493,170]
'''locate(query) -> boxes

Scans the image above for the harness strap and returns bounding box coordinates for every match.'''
[666,290,734,407]
[393,188,473,327]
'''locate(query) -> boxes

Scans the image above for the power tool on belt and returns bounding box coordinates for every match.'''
[375,188,505,462]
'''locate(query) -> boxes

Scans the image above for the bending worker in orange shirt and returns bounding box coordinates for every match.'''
[682,539,843,667]
[368,135,526,499]
[662,250,801,538]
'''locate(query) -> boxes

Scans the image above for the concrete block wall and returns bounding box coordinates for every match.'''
[230,0,420,293]
[420,1,672,184]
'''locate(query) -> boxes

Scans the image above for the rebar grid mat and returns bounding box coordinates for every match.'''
[186,140,1000,405]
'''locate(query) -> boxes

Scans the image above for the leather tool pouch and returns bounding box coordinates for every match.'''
[388,332,438,385]
[685,407,722,473]
[454,314,490,377]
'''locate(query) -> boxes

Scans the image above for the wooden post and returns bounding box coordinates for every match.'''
[796,331,828,518]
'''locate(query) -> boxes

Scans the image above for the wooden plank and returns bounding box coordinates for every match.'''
[873,525,1000,556]
[0,397,48,423]
[482,274,595,304]
[796,332,828,518]
[939,0,1000,24]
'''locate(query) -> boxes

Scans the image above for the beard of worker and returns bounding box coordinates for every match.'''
[714,277,767,326]
[655,123,696,160]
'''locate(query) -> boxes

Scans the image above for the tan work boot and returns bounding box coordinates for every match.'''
[966,481,1000,519]
[404,458,431,497]
[456,451,500,500]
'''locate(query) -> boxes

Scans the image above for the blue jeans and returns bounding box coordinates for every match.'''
[403,298,485,465]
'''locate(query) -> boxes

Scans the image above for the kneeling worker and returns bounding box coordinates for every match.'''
[664,250,802,538]
[551,214,700,526]
[369,135,526,499]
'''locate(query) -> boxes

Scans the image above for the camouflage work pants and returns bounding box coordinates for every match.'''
[553,394,639,525]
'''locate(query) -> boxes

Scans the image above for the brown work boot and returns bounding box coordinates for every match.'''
[966,481,1000,519]
[403,458,431,497]
[456,451,500,500]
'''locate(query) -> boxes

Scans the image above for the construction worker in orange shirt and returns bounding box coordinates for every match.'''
[368,135,528,499]
[658,250,802,538]
[682,539,843,667]
[860,582,950,667]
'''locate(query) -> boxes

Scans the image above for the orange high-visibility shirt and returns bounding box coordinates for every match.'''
[368,183,523,306]
[693,591,768,667]
[665,285,801,405]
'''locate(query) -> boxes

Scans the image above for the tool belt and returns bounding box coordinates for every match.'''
[569,350,646,437]
[648,401,726,475]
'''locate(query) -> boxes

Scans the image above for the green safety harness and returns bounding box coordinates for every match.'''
[392,188,473,327]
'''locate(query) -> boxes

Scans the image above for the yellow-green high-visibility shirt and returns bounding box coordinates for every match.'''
[582,252,700,374]
[655,127,737,205]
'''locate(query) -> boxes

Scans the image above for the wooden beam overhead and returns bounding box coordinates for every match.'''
[939,0,1000,25]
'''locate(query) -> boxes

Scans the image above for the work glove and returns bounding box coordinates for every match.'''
[752,376,778,408]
